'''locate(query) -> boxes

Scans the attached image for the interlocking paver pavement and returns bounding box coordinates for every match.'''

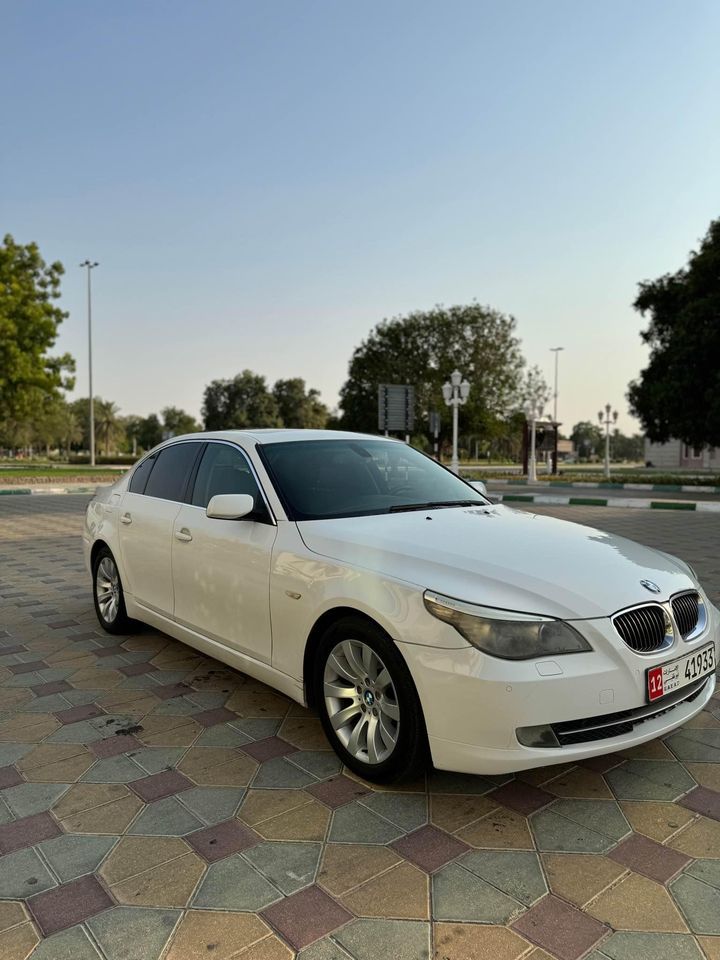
[0,495,719,958]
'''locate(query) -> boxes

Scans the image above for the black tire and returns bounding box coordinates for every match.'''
[92,546,137,635]
[314,615,428,783]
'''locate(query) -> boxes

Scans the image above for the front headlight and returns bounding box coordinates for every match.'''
[423,591,592,660]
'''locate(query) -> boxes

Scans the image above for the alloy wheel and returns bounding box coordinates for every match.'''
[95,556,120,624]
[323,639,400,764]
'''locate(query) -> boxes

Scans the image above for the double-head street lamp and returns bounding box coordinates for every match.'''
[79,261,99,467]
[442,369,470,474]
[598,403,618,479]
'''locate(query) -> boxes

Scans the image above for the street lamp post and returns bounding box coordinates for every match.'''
[598,403,618,479]
[525,400,544,483]
[442,369,470,474]
[80,261,99,467]
[550,347,564,424]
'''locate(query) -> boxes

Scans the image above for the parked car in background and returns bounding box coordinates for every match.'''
[84,430,718,782]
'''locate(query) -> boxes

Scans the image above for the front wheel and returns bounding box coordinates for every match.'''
[315,616,428,783]
[92,547,136,635]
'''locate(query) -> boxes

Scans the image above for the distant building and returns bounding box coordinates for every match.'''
[644,438,720,469]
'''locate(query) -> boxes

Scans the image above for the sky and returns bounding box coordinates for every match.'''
[2,0,719,434]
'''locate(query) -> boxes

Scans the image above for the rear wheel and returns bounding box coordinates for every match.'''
[315,616,428,783]
[92,547,136,635]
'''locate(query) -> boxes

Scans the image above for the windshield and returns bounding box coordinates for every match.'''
[259,438,488,520]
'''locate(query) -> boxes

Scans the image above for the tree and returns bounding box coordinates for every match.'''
[628,218,720,447]
[272,378,328,429]
[0,236,75,432]
[338,303,524,439]
[95,399,121,455]
[161,406,200,437]
[202,370,282,430]
[570,421,603,460]
[137,414,163,451]
[515,365,551,416]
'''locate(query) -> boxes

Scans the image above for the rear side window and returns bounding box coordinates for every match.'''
[143,443,203,502]
[191,443,261,509]
[128,455,156,494]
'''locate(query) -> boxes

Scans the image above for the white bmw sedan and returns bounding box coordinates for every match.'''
[84,430,718,782]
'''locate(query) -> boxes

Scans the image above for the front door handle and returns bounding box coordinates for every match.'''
[120,513,132,525]
[175,528,192,542]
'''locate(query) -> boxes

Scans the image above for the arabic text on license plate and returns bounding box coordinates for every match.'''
[647,643,715,703]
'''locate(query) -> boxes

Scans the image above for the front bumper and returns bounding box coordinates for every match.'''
[398,611,719,775]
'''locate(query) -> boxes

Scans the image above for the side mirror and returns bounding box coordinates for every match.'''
[206,493,255,520]
[469,480,487,496]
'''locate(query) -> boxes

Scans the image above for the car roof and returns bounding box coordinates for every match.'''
[166,429,397,445]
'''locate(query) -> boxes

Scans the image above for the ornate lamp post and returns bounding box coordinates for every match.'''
[442,369,470,475]
[598,404,618,479]
[525,399,544,483]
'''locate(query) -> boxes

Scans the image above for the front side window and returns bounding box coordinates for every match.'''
[191,443,261,509]
[143,442,203,502]
[260,438,487,520]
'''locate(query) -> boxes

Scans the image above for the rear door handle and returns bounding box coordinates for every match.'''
[175,528,192,542]
[120,513,132,525]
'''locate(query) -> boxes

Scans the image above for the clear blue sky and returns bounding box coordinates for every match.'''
[3,0,719,433]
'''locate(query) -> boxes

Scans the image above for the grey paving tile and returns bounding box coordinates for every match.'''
[178,786,246,825]
[28,924,103,960]
[329,801,404,844]
[334,919,430,960]
[191,853,283,910]
[289,750,343,780]
[232,717,282,740]
[605,759,696,801]
[252,756,318,789]
[126,747,184,775]
[0,743,33,766]
[666,728,720,763]
[150,697,199,716]
[299,940,354,960]
[195,724,251,747]
[127,796,204,836]
[358,792,428,832]
[45,720,104,744]
[459,849,547,905]
[3,781,69,818]
[80,755,143,783]
[87,906,182,960]
[431,862,525,923]
[685,858,720,889]
[38,833,117,882]
[25,694,74,713]
[427,771,498,794]
[594,931,705,960]
[531,809,615,853]
[0,846,57,898]
[550,798,631,841]
[244,840,322,894]
[0,797,13,824]
[670,874,720,934]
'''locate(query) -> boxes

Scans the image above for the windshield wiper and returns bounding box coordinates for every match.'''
[389,499,481,513]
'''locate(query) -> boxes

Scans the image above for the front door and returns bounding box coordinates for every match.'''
[171,441,277,662]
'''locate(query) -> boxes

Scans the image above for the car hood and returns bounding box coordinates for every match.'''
[296,504,695,619]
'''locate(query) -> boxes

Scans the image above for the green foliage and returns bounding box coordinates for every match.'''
[161,406,200,437]
[272,378,329,429]
[202,370,283,430]
[0,235,75,442]
[570,421,604,459]
[628,218,720,447]
[136,414,163,451]
[338,303,524,437]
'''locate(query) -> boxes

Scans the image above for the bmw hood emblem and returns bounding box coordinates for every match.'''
[640,580,661,594]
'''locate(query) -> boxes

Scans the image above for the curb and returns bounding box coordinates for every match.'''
[482,479,720,493]
[495,493,720,511]
[0,486,103,496]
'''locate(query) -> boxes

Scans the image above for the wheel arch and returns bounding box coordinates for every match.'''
[90,538,112,569]
[303,606,392,708]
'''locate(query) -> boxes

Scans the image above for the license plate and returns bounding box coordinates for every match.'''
[647,643,716,702]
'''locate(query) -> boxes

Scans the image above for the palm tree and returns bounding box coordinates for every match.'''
[57,405,82,459]
[95,400,121,457]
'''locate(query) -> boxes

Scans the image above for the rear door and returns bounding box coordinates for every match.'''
[118,441,204,616]
[171,441,277,661]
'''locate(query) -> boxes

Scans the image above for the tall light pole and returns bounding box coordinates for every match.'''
[80,261,99,467]
[442,369,470,474]
[525,400,544,483]
[550,346,564,424]
[598,403,618,479]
